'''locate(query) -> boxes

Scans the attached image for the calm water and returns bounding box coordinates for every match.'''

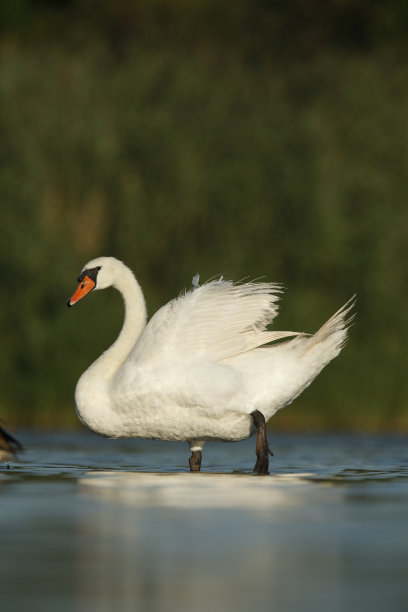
[0,431,407,612]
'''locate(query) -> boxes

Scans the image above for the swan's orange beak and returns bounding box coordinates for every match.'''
[67,276,96,307]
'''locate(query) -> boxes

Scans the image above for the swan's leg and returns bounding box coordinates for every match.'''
[188,441,204,472]
[189,450,202,472]
[251,410,273,475]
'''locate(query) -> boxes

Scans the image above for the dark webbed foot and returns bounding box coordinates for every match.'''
[189,450,202,472]
[251,410,273,475]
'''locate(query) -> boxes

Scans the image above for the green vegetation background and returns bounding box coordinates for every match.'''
[0,1,407,431]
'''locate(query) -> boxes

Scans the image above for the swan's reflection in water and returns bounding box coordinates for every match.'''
[79,471,316,510]
[75,472,345,612]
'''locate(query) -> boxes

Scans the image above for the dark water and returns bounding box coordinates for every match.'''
[1,431,407,612]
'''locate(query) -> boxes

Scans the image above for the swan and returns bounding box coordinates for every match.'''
[67,257,354,474]
[0,419,23,467]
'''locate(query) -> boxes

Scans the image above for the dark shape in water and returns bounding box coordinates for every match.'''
[0,419,23,468]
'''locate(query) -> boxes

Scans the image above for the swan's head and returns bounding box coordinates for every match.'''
[67,256,124,307]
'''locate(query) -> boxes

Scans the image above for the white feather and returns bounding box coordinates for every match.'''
[129,279,302,363]
[192,273,200,289]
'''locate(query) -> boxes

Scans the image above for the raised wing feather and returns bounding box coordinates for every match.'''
[130,279,303,363]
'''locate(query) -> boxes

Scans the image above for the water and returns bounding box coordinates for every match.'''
[1,431,407,612]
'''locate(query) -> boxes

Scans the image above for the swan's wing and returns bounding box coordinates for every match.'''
[130,279,303,363]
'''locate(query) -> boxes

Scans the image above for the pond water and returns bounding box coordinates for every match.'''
[0,431,407,612]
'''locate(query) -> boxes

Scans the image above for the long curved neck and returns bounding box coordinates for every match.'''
[75,263,147,436]
[92,266,147,379]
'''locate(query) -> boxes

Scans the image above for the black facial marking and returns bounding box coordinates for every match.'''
[77,266,101,285]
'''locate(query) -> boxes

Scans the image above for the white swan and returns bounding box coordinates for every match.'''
[67,257,354,474]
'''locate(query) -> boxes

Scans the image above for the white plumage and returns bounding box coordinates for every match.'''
[68,257,354,471]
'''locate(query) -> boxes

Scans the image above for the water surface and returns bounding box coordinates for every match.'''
[1,431,407,611]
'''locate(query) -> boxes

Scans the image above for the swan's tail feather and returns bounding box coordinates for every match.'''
[301,295,356,357]
[262,330,310,344]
